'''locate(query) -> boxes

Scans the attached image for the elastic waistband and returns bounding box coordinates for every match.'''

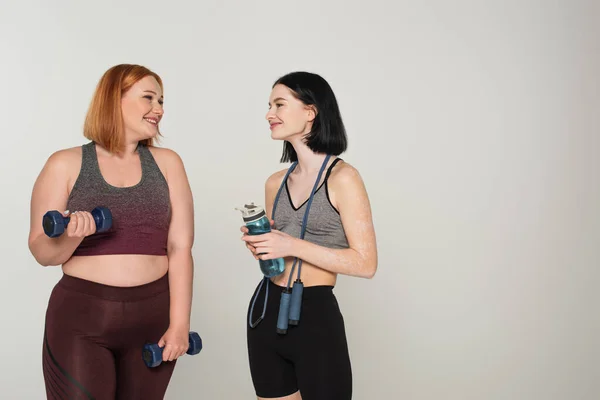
[267,279,334,299]
[57,273,169,302]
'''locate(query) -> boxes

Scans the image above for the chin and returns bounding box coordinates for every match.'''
[143,130,159,140]
[270,130,297,141]
[270,132,285,140]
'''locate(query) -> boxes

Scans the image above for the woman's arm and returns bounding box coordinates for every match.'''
[290,164,377,278]
[247,163,378,279]
[161,149,195,331]
[28,149,96,266]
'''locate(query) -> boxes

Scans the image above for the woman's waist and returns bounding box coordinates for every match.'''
[62,254,169,287]
[269,257,337,288]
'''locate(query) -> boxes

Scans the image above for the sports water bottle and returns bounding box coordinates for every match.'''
[236,203,285,278]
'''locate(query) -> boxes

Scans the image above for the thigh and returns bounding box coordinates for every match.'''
[247,279,299,398]
[42,286,117,400]
[115,349,176,400]
[293,292,352,400]
[248,333,298,398]
[43,331,116,400]
[115,289,175,400]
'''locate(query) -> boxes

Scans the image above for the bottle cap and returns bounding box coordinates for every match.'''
[235,203,266,222]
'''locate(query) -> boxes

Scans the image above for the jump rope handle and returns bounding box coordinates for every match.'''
[289,278,304,326]
[276,289,292,334]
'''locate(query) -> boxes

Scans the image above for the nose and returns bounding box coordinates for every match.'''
[265,108,276,121]
[153,102,164,116]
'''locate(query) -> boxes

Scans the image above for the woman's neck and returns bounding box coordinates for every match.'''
[288,138,329,175]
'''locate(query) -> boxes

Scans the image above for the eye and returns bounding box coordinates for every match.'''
[276,103,284,108]
[143,95,164,106]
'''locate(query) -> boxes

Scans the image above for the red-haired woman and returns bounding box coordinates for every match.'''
[28,64,194,399]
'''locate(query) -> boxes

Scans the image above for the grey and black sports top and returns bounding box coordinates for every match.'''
[273,158,349,249]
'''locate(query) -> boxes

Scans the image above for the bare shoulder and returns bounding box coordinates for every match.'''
[45,146,81,169]
[39,146,82,182]
[327,160,371,212]
[264,168,290,214]
[147,146,184,165]
[265,167,289,193]
[147,146,186,180]
[329,160,365,188]
[31,146,82,202]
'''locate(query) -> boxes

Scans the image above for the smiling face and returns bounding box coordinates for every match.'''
[121,75,164,142]
[265,84,316,141]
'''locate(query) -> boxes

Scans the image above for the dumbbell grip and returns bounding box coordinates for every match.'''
[142,331,202,368]
[43,207,112,238]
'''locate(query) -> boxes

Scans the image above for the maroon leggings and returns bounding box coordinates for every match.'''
[42,273,176,400]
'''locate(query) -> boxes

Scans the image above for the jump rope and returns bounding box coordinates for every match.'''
[248,154,332,334]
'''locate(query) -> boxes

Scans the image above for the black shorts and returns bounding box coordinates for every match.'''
[246,278,352,399]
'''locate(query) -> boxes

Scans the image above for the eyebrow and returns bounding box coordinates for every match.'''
[143,90,163,98]
[269,97,287,105]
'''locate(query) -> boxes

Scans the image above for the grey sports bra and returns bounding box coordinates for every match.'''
[273,158,349,249]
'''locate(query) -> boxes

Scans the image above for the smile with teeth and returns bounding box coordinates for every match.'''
[144,117,158,125]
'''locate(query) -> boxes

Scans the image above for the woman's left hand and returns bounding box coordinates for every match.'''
[158,325,190,362]
[241,230,298,260]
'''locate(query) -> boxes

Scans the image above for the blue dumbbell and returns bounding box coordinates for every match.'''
[142,331,202,368]
[42,207,112,238]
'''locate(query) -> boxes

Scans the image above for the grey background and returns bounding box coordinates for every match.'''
[1,0,598,398]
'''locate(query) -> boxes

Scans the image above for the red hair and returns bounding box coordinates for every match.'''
[83,64,163,154]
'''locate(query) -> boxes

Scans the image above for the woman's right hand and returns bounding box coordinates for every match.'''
[64,211,98,238]
[240,219,274,260]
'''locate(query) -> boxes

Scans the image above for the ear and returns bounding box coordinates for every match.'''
[306,105,317,122]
